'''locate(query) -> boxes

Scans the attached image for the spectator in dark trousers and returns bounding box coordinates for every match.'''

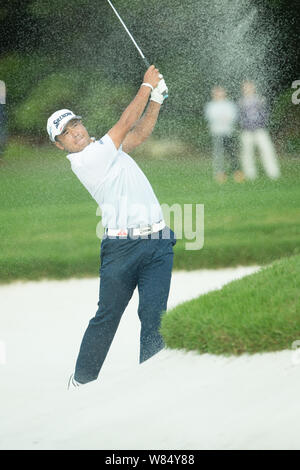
[239,80,280,180]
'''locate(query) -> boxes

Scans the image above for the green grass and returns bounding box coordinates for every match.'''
[0,139,300,282]
[160,253,300,355]
[1,139,300,355]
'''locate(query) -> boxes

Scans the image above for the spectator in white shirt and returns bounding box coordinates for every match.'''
[205,86,244,183]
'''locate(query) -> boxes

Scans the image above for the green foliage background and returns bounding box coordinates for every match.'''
[0,0,299,151]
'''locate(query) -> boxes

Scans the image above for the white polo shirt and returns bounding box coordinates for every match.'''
[66,134,164,229]
[204,99,238,136]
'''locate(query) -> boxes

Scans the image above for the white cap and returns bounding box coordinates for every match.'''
[47,109,81,142]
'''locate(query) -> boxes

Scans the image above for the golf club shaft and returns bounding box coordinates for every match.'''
[107,0,151,69]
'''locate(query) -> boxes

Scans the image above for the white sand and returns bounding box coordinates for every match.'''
[1,265,300,450]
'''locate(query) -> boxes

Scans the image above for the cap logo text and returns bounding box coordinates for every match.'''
[53,112,72,129]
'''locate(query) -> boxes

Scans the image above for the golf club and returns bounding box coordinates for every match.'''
[106,0,151,69]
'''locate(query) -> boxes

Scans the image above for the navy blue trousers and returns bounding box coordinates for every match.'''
[74,226,176,384]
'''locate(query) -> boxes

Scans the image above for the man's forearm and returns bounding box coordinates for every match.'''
[119,86,152,134]
[134,101,161,141]
[122,101,161,152]
[108,85,152,150]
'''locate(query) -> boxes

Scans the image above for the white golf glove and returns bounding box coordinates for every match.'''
[150,78,168,105]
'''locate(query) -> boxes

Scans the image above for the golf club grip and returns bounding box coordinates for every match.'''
[143,57,151,69]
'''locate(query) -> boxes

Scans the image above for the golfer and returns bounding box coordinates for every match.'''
[47,66,176,389]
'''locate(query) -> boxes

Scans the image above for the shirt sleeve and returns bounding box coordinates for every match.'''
[98,134,118,151]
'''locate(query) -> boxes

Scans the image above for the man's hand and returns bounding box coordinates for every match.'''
[143,65,161,90]
[150,78,169,105]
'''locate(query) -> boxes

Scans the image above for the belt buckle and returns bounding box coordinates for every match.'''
[139,224,152,235]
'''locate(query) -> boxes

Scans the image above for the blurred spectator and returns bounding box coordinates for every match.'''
[205,86,244,183]
[0,80,7,157]
[239,80,280,180]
